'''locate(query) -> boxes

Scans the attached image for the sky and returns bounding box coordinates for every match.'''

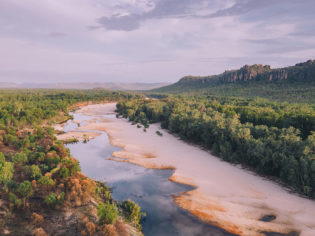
[0,0,315,83]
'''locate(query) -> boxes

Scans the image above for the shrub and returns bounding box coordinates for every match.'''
[38,176,55,191]
[156,131,163,136]
[0,161,14,185]
[24,165,42,180]
[44,193,58,206]
[70,163,81,174]
[18,180,33,198]
[121,200,144,229]
[5,179,18,192]
[97,202,118,225]
[8,192,22,209]
[59,167,70,179]
[12,152,28,165]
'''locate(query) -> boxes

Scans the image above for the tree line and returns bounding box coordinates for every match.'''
[116,95,315,198]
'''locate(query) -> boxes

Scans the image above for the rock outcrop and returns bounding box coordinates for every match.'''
[176,59,315,86]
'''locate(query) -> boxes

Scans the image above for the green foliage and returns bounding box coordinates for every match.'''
[8,192,22,209]
[5,179,18,192]
[97,202,118,225]
[24,165,42,180]
[18,180,33,199]
[38,176,55,191]
[0,157,14,185]
[12,152,28,165]
[44,193,58,206]
[59,167,70,179]
[95,182,112,200]
[121,200,145,229]
[70,163,81,174]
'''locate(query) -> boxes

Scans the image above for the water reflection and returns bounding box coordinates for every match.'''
[65,113,234,236]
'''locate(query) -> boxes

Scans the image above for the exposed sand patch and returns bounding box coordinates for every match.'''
[54,123,67,132]
[56,131,100,142]
[75,103,315,236]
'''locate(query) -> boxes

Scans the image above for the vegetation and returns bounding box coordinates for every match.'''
[97,201,119,225]
[116,96,315,198]
[0,89,144,235]
[153,60,315,103]
[121,199,145,229]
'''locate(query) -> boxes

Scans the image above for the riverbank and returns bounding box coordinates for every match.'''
[75,103,315,236]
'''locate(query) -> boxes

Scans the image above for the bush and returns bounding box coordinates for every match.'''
[12,152,28,165]
[70,163,81,174]
[18,180,33,198]
[59,167,70,179]
[24,165,42,180]
[45,193,58,206]
[0,160,14,185]
[8,192,22,209]
[121,200,144,228]
[97,202,118,225]
[4,179,18,192]
[44,192,65,207]
[38,176,55,191]
[156,131,163,136]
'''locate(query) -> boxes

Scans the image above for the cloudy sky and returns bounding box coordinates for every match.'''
[0,0,314,83]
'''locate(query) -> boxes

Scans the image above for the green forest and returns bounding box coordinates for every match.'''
[0,89,143,235]
[116,95,315,198]
[0,87,314,235]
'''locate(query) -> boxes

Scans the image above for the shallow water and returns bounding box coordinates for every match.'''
[64,113,234,236]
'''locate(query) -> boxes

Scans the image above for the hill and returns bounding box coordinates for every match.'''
[153,60,315,103]
[0,82,169,91]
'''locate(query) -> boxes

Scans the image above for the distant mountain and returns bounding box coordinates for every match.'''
[0,82,169,90]
[0,82,19,88]
[153,60,315,93]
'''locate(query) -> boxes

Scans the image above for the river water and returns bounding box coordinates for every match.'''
[64,112,234,236]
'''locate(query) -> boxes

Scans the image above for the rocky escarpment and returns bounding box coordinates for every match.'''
[172,59,315,86]
[220,60,315,83]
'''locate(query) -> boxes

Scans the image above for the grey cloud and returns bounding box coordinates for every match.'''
[97,0,315,31]
[97,0,292,31]
[98,0,210,31]
[207,0,280,18]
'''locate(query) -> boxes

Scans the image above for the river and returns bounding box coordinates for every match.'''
[64,112,234,236]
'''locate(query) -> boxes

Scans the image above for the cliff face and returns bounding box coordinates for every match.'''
[175,60,315,86]
[219,60,315,83]
[221,64,271,83]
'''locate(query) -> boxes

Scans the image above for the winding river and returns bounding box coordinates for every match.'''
[64,112,234,236]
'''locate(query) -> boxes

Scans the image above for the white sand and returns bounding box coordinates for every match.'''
[76,103,315,236]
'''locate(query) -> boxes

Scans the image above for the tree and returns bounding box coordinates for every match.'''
[30,165,42,180]
[44,193,58,207]
[0,153,14,185]
[59,167,70,179]
[97,202,118,225]
[37,176,55,192]
[18,180,33,206]
[121,200,144,229]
